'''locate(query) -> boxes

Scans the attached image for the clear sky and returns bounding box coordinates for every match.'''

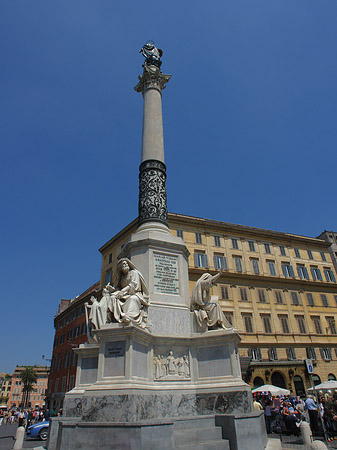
[1,1,337,374]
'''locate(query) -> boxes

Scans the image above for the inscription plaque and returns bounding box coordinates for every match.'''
[104,341,125,377]
[153,253,179,295]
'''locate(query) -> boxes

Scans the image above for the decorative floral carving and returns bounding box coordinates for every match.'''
[138,159,168,226]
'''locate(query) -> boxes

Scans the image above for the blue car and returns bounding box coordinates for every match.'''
[26,421,50,440]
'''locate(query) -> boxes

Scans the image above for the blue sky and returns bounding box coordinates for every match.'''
[1,1,337,373]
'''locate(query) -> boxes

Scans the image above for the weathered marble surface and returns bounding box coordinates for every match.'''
[64,390,252,422]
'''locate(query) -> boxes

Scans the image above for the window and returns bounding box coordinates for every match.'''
[224,313,233,326]
[262,315,272,334]
[258,289,266,303]
[282,263,295,278]
[67,330,72,341]
[195,233,202,244]
[55,379,59,393]
[56,354,62,370]
[53,338,58,348]
[81,322,87,334]
[108,253,112,264]
[312,317,322,334]
[264,243,271,254]
[76,306,82,318]
[321,252,327,262]
[297,265,309,280]
[69,375,75,391]
[286,348,296,360]
[240,288,248,301]
[61,377,66,392]
[214,254,227,270]
[69,311,74,322]
[60,334,65,345]
[320,348,332,361]
[234,256,243,272]
[327,317,337,334]
[321,294,329,307]
[105,269,112,286]
[279,315,290,334]
[307,293,315,306]
[311,267,323,281]
[275,291,283,304]
[177,230,184,239]
[194,252,208,268]
[243,314,254,333]
[251,259,260,274]
[268,261,276,276]
[335,295,337,306]
[268,348,278,361]
[74,326,80,338]
[296,316,307,334]
[324,268,336,282]
[291,292,299,305]
[221,286,229,300]
[280,246,286,256]
[248,241,256,252]
[307,250,314,260]
[249,348,262,361]
[232,238,239,250]
[63,351,69,369]
[294,248,301,258]
[214,235,221,247]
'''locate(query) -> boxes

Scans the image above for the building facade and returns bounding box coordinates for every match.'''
[0,374,11,406]
[99,213,337,396]
[317,230,337,274]
[7,366,49,408]
[47,282,99,412]
[48,213,337,402]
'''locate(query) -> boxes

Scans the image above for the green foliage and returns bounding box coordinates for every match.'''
[20,366,37,407]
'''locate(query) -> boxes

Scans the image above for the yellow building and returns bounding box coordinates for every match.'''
[99,213,337,396]
[0,374,11,405]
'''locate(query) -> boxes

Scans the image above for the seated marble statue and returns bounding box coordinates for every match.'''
[191,269,232,330]
[87,289,112,331]
[109,258,150,328]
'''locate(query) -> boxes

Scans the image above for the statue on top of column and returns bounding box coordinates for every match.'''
[140,41,163,68]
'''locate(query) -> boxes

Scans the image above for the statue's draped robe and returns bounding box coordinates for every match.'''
[191,274,232,330]
[89,293,111,330]
[112,268,149,327]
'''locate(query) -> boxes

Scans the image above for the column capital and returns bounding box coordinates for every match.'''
[134,65,171,94]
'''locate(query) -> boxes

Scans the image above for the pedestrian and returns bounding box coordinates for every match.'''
[305,395,319,433]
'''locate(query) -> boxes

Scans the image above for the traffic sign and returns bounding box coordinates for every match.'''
[305,359,314,374]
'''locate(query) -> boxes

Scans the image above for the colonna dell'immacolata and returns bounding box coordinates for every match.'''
[47,43,270,450]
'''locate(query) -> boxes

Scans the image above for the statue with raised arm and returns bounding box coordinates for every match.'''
[191,269,233,330]
[140,41,163,68]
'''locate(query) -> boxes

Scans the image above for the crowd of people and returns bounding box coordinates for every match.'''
[0,407,62,429]
[253,392,337,442]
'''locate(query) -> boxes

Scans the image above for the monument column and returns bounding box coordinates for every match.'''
[134,42,171,231]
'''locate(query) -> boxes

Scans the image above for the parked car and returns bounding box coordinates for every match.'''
[26,420,50,440]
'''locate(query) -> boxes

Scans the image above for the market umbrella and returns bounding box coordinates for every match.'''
[252,384,290,396]
[307,380,337,393]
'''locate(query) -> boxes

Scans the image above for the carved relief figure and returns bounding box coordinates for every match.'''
[154,351,190,379]
[191,269,233,330]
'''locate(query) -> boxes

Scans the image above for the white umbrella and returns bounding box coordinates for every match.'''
[307,380,337,393]
[252,384,290,396]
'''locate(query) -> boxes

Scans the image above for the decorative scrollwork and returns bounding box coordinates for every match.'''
[138,159,167,226]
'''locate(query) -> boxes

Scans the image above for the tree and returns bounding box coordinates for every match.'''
[20,366,37,408]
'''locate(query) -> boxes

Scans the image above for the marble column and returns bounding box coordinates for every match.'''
[135,65,171,229]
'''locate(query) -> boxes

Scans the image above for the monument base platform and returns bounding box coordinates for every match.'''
[48,412,267,450]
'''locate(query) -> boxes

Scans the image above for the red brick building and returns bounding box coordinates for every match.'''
[47,281,99,412]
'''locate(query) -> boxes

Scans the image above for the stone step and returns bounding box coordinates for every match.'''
[173,427,223,446]
[175,439,230,450]
[173,416,217,431]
